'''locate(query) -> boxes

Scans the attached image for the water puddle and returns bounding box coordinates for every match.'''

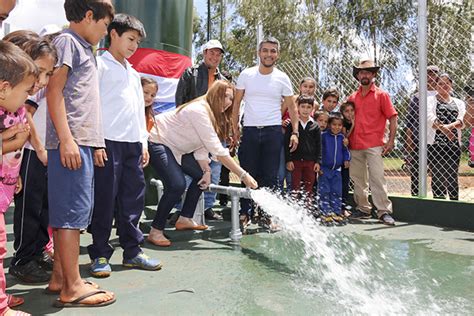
[248,188,472,315]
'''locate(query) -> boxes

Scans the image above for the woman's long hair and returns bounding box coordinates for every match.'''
[177,80,234,141]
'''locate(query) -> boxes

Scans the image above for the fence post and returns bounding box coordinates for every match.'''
[418,0,428,198]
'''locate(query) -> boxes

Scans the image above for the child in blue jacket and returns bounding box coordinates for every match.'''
[319,115,350,224]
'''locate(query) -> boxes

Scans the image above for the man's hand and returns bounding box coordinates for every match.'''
[93,148,107,167]
[382,140,395,156]
[142,148,150,168]
[282,118,291,128]
[344,161,350,169]
[313,162,320,173]
[232,128,241,146]
[289,134,298,152]
[286,161,294,171]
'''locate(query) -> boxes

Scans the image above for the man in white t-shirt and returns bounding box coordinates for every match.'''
[232,37,299,222]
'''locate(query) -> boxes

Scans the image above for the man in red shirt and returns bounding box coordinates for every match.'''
[347,60,397,225]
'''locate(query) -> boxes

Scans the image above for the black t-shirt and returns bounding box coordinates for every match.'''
[434,98,459,146]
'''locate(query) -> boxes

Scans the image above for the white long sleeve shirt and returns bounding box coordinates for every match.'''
[97,51,148,149]
[149,99,229,164]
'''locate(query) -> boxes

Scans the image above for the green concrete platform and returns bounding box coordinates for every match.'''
[3,206,474,315]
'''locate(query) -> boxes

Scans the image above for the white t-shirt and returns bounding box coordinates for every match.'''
[236,66,293,126]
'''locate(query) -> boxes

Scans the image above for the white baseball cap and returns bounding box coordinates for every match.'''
[202,39,224,54]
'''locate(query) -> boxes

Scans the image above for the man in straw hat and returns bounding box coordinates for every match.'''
[347,59,398,225]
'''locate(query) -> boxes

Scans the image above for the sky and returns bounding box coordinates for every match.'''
[1,0,210,46]
[0,0,67,37]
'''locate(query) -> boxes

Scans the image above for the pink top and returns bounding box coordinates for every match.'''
[149,99,229,164]
[0,106,27,213]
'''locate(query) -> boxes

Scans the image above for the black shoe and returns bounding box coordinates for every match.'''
[38,251,54,271]
[219,198,228,206]
[469,160,474,168]
[349,209,372,219]
[9,260,50,284]
[204,208,223,220]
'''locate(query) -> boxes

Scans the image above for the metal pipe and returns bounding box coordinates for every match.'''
[229,195,242,242]
[150,181,252,242]
[151,178,206,226]
[418,0,428,198]
[205,184,254,242]
[205,184,252,199]
[150,178,164,201]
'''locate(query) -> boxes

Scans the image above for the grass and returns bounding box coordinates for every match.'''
[383,157,474,175]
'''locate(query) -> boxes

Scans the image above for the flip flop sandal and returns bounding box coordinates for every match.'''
[53,290,116,308]
[7,294,24,308]
[45,280,99,295]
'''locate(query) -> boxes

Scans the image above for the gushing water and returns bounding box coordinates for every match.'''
[250,188,447,315]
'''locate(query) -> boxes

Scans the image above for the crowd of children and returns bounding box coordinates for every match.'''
[284,86,356,225]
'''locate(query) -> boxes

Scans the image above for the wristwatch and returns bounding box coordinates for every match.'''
[291,131,299,137]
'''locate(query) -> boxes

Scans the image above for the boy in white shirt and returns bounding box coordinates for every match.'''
[88,13,161,277]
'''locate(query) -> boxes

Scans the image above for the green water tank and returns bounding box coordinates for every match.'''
[113,0,193,57]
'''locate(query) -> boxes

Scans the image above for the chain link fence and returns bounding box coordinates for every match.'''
[278,10,474,203]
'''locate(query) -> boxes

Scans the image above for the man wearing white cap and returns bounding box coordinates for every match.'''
[175,39,225,106]
[174,39,226,221]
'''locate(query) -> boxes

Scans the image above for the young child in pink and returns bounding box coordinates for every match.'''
[0,40,38,316]
[0,106,28,211]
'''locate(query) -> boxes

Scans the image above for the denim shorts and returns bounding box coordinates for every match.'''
[47,146,94,229]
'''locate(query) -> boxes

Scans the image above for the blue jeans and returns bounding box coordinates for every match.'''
[48,146,94,229]
[238,126,283,216]
[278,145,292,193]
[204,159,222,209]
[148,142,203,230]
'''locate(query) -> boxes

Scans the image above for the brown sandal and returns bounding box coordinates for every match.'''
[146,236,171,247]
[175,222,208,231]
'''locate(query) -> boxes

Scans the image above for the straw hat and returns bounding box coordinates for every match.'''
[352,59,380,79]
